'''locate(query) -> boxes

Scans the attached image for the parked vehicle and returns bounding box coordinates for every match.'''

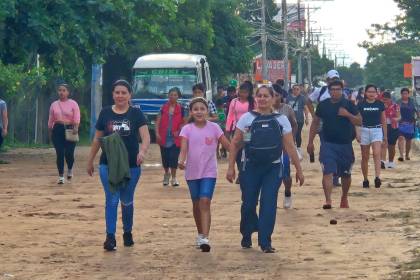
[132,53,212,136]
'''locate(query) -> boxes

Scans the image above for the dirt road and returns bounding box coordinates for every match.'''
[1,140,420,279]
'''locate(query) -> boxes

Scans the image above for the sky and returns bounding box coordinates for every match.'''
[275,0,401,66]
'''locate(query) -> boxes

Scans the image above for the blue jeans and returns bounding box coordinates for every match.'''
[187,178,217,200]
[99,165,141,235]
[239,162,283,249]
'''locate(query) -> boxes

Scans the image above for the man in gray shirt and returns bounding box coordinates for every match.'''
[0,98,8,148]
[286,84,309,159]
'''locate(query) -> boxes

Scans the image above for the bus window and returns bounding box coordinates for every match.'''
[133,68,197,99]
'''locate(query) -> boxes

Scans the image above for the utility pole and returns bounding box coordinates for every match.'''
[35,54,40,143]
[297,0,302,84]
[261,0,268,81]
[90,64,103,138]
[306,4,312,87]
[282,0,289,89]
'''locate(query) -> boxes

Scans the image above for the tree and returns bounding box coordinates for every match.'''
[364,40,420,89]
[367,0,420,41]
[336,63,364,88]
[208,0,253,83]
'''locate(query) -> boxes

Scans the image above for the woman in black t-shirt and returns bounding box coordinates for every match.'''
[356,84,387,189]
[87,80,150,251]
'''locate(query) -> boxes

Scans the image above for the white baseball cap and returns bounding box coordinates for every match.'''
[327,69,340,79]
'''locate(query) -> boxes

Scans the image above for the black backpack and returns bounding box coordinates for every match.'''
[317,86,328,102]
[245,112,283,164]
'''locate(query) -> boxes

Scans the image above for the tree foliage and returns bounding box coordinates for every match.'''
[364,40,420,89]
[361,0,420,89]
[367,0,420,41]
[336,63,364,88]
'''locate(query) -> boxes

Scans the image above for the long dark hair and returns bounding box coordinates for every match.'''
[239,81,255,111]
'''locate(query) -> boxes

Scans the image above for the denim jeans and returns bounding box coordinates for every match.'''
[186,178,217,200]
[239,161,283,249]
[99,165,141,235]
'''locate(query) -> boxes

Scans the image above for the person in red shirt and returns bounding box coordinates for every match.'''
[381,92,400,168]
[155,87,186,187]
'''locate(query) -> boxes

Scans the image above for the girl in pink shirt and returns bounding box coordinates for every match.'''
[179,97,230,252]
[225,83,254,133]
[48,84,81,184]
[225,82,255,183]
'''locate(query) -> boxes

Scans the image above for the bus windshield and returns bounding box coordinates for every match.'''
[133,68,197,99]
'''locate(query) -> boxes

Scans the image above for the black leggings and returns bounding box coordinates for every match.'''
[52,124,76,176]
[296,122,304,148]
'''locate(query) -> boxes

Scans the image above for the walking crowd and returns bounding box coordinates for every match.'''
[1,69,419,255]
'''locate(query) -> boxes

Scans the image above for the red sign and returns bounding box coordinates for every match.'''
[254,58,291,83]
[404,63,412,78]
[288,20,306,32]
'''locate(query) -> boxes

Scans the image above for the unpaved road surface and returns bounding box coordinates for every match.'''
[1,139,420,279]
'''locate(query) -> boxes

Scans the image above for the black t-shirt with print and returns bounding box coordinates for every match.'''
[316,98,358,144]
[96,106,147,167]
[357,100,385,127]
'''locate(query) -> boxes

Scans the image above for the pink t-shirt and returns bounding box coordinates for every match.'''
[180,121,224,180]
[225,98,250,132]
[48,99,81,128]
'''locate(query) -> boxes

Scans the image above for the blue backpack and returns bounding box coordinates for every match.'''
[245,112,283,164]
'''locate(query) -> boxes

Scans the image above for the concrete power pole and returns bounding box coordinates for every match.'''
[297,0,302,84]
[306,5,312,87]
[282,0,289,89]
[90,64,103,138]
[261,0,268,81]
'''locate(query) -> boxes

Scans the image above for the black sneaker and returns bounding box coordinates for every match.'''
[103,234,116,251]
[363,180,369,188]
[380,161,386,169]
[241,235,252,249]
[123,232,134,247]
[261,246,276,253]
[398,157,404,162]
[374,177,381,188]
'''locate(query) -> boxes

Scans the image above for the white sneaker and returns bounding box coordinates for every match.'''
[196,234,204,248]
[171,177,180,187]
[387,161,396,169]
[284,196,292,209]
[163,173,170,186]
[57,176,65,184]
[199,237,211,252]
[67,169,73,180]
[297,148,303,161]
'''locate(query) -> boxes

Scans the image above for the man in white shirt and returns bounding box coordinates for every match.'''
[306,69,341,116]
